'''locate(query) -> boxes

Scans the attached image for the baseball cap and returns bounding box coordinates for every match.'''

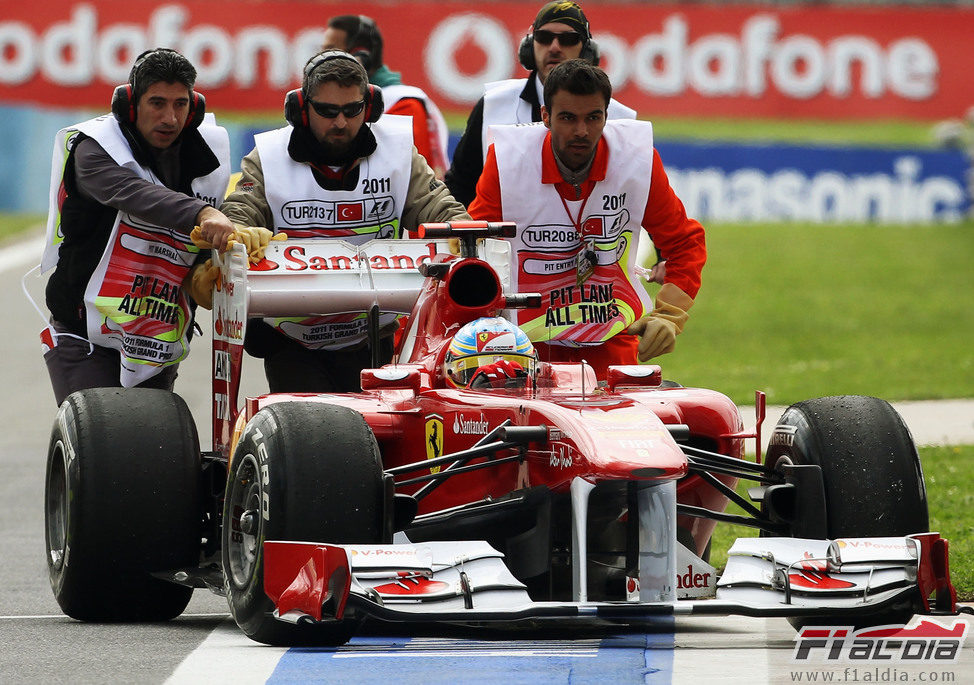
[533,1,591,39]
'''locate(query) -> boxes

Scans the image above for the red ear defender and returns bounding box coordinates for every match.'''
[284,89,307,128]
[183,91,206,130]
[284,85,381,127]
[112,84,206,130]
[364,84,383,123]
[111,83,137,124]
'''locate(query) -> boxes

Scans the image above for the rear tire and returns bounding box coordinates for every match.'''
[223,402,385,646]
[765,395,927,628]
[45,388,201,621]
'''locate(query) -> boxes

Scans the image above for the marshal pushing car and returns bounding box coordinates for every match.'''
[44,222,959,645]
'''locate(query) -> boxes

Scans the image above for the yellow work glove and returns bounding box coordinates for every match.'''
[182,258,220,310]
[625,283,694,362]
[190,225,286,263]
[190,225,215,249]
[228,226,287,264]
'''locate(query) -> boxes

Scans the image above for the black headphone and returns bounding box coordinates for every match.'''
[517,26,600,71]
[349,15,380,74]
[111,48,206,130]
[284,50,383,128]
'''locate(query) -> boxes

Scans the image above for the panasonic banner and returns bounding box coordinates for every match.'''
[656,142,970,223]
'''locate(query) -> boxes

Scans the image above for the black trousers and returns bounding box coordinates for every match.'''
[44,323,178,407]
[261,335,395,394]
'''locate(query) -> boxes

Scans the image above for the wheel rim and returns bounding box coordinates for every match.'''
[46,443,68,571]
[226,454,263,588]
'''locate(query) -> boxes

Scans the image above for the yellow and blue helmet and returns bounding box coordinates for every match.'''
[444,317,537,388]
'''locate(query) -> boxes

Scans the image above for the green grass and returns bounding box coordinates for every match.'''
[709,444,974,600]
[650,116,941,148]
[0,213,44,244]
[651,221,974,407]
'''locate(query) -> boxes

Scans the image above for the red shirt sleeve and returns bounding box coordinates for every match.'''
[468,144,504,221]
[642,149,706,299]
[385,98,440,176]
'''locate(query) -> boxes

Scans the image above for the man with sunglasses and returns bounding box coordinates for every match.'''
[445,1,635,209]
[322,14,451,180]
[468,60,706,380]
[220,50,469,393]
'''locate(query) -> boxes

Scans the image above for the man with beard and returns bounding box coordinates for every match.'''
[468,60,706,379]
[322,14,450,179]
[220,50,469,392]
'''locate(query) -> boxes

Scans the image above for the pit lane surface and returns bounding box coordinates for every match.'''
[2,234,971,683]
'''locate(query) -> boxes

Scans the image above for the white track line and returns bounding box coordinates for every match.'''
[0,234,44,275]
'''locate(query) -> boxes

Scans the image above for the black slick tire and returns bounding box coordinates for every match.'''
[222,402,385,646]
[45,388,201,621]
[765,395,928,628]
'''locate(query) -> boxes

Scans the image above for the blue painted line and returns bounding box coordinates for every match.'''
[267,621,675,684]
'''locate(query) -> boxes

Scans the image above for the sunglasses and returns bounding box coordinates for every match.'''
[533,30,583,47]
[308,98,366,119]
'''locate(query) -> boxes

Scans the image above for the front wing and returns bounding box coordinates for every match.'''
[261,533,957,628]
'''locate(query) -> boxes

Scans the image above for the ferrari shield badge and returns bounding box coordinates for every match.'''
[425,414,443,474]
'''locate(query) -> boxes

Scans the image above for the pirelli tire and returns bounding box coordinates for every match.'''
[45,388,202,621]
[223,402,386,647]
[765,395,928,629]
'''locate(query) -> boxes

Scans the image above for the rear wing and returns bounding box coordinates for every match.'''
[209,236,511,457]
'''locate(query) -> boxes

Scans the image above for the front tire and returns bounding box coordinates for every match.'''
[223,402,385,646]
[45,388,201,621]
[767,395,927,538]
[765,395,927,628]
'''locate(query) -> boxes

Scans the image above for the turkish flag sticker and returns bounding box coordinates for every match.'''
[337,202,363,222]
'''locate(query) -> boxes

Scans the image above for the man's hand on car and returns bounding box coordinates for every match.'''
[229,226,287,264]
[191,223,287,264]
[194,206,236,251]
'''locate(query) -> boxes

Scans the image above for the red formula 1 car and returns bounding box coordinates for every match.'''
[44,222,959,644]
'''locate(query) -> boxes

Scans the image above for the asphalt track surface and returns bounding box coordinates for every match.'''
[2,234,972,683]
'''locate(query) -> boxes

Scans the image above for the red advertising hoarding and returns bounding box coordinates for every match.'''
[0,1,970,119]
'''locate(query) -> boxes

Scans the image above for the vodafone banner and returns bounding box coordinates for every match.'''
[0,1,971,120]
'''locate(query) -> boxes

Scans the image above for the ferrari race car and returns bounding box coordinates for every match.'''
[44,222,959,646]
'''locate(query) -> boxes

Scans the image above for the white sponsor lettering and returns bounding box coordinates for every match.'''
[213,350,231,382]
[214,392,230,421]
[425,14,512,102]
[549,445,573,469]
[452,413,490,436]
[1,8,938,106]
[0,3,323,88]
[668,157,965,223]
[429,13,939,104]
[770,425,798,447]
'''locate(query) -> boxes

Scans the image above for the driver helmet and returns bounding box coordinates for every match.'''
[444,317,537,388]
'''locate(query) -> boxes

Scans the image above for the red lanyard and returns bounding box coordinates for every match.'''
[559,192,591,237]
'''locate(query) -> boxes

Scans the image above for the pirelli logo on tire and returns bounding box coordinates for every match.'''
[770,425,798,447]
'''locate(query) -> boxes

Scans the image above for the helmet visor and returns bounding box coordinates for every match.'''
[446,352,538,388]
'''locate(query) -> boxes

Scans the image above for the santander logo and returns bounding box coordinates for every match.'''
[453,413,489,435]
[676,564,713,590]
